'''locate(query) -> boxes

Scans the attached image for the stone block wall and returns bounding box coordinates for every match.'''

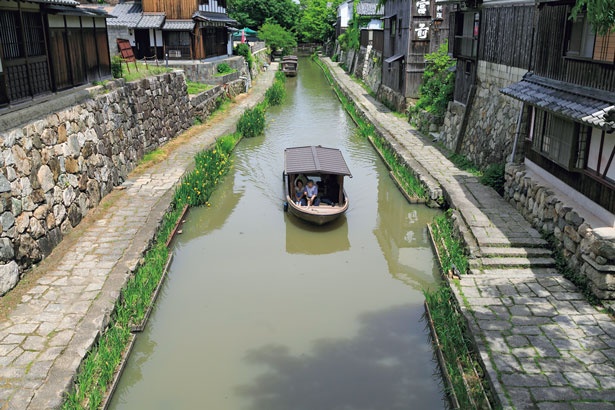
[354,45,382,96]
[171,56,248,85]
[504,163,615,300]
[190,79,246,120]
[441,61,525,167]
[377,84,407,112]
[0,71,193,294]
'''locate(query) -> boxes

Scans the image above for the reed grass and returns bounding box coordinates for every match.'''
[63,67,285,410]
[430,211,469,275]
[424,286,494,409]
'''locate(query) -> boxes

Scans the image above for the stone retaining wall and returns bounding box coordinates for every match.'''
[190,79,246,120]
[171,56,248,85]
[504,163,615,300]
[441,61,525,167]
[0,70,237,295]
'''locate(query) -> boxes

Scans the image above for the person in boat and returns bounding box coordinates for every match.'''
[295,179,307,206]
[305,179,320,206]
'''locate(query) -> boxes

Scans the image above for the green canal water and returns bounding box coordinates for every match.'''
[108,58,446,409]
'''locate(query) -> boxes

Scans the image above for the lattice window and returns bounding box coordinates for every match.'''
[566,11,615,63]
[532,109,581,170]
[0,11,23,60]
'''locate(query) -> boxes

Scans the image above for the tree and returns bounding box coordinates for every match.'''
[570,0,615,35]
[228,0,300,31]
[258,23,297,55]
[296,0,342,43]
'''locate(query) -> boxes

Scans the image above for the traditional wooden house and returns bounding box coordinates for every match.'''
[501,0,615,215]
[437,0,534,166]
[108,0,236,61]
[0,0,111,108]
[380,0,449,110]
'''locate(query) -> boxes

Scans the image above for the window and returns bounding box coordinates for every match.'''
[452,11,479,59]
[566,11,615,63]
[391,18,396,37]
[398,18,402,37]
[532,108,589,170]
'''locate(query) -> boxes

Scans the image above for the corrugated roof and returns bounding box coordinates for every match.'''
[137,13,165,29]
[501,73,615,130]
[108,2,143,28]
[192,10,238,25]
[285,146,352,176]
[162,19,195,31]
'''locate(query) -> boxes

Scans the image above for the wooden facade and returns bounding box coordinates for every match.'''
[0,0,110,108]
[534,4,615,92]
[382,0,450,103]
[516,1,615,213]
[143,0,197,19]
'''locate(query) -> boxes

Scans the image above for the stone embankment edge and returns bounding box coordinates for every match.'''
[319,57,507,409]
[43,73,274,408]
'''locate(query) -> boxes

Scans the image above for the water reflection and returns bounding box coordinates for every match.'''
[285,214,350,255]
[374,172,440,290]
[236,305,443,410]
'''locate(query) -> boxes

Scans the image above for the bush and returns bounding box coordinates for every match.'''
[217,62,233,74]
[237,104,266,138]
[408,41,455,123]
[331,54,339,62]
[480,163,506,195]
[234,43,254,70]
[111,55,123,78]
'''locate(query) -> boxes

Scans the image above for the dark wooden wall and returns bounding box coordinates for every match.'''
[142,0,197,19]
[534,4,615,91]
[479,5,534,69]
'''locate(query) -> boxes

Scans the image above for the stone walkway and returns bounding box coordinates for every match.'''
[0,65,276,409]
[323,58,615,409]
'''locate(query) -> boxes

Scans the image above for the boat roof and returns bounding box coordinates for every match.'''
[284,146,352,177]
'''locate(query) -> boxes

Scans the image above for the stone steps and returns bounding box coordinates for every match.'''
[479,256,556,269]
[474,236,549,248]
[480,246,552,258]
[477,267,560,278]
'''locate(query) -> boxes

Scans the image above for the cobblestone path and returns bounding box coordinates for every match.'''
[324,57,615,410]
[0,66,276,409]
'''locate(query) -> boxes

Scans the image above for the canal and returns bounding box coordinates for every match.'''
[109,58,446,409]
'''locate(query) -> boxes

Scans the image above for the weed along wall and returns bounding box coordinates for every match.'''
[0,71,231,295]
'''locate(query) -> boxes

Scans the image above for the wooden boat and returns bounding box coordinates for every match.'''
[281,55,298,77]
[284,146,352,225]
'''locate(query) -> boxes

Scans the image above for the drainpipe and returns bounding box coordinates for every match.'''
[510,102,525,163]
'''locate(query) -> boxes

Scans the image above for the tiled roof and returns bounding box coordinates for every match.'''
[357,1,383,16]
[162,19,195,31]
[192,11,238,25]
[137,13,165,29]
[108,2,143,28]
[501,73,615,130]
[285,146,352,177]
[27,0,79,5]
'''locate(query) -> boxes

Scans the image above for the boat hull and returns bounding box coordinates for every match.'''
[286,195,348,225]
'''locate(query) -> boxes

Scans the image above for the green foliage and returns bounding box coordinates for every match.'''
[217,62,233,74]
[186,81,212,95]
[431,211,469,275]
[449,153,481,176]
[479,163,505,196]
[237,103,266,138]
[111,55,123,78]
[424,286,494,409]
[234,43,254,70]
[296,0,342,43]
[228,0,299,30]
[570,0,615,35]
[258,22,297,55]
[265,79,286,105]
[408,41,455,122]
[331,54,339,62]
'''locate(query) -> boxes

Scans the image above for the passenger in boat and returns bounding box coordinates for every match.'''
[320,174,339,206]
[295,179,307,206]
[305,179,320,206]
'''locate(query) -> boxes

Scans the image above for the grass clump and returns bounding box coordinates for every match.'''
[430,211,469,276]
[424,286,495,409]
[217,62,233,74]
[186,81,213,95]
[121,63,172,83]
[265,79,286,106]
[237,103,266,138]
[139,148,165,166]
[480,163,505,196]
